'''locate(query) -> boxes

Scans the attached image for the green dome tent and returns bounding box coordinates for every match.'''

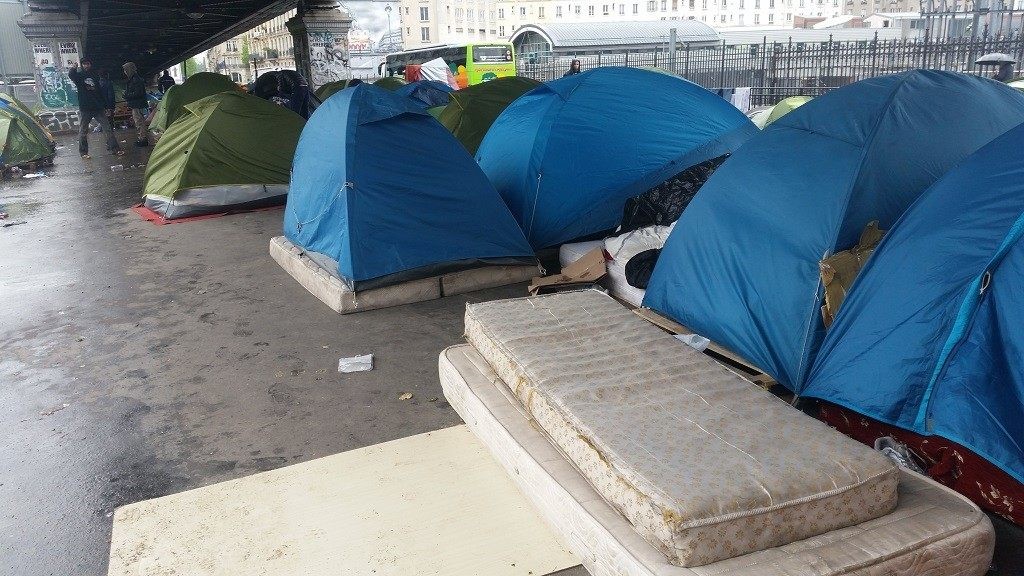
[0,99,54,170]
[151,72,238,132]
[315,78,361,101]
[142,91,304,219]
[149,85,176,132]
[373,77,407,91]
[437,76,540,154]
[764,95,812,126]
[747,106,772,129]
[0,92,55,147]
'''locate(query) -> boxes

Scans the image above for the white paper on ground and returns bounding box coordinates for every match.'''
[338,353,373,372]
[674,333,710,352]
[107,425,578,576]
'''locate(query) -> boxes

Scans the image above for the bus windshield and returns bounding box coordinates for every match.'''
[472,45,514,63]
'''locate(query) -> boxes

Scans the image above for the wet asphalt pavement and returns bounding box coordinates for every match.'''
[1,133,1020,576]
[0,137,589,576]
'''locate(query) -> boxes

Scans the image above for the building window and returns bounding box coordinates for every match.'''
[754,0,759,7]
[231,72,242,82]
[633,2,639,11]
[768,12,774,21]
[769,0,774,7]
[702,0,707,8]
[500,25,506,34]
[647,0,656,10]
[520,6,526,15]
[722,0,726,7]
[421,27,430,41]
[787,12,792,19]
[720,14,725,20]
[539,6,546,16]
[672,0,678,8]
[619,4,625,13]
[589,5,595,14]
[738,13,744,22]
[689,0,694,7]
[420,6,429,20]
[603,3,609,13]
[753,12,759,22]
[661,0,667,9]
[498,7,504,17]
[575,4,581,13]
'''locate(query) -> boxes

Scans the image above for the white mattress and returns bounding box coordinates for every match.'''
[439,343,996,576]
[270,236,538,314]
[463,290,900,567]
[558,240,646,307]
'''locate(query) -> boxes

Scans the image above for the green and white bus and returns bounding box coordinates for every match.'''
[381,43,516,88]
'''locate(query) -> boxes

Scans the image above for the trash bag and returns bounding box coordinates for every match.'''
[619,154,729,234]
[624,248,661,289]
[252,70,320,119]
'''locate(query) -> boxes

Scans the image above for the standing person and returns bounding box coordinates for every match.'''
[68,59,123,159]
[158,69,176,93]
[98,70,116,126]
[123,62,150,147]
[563,59,582,77]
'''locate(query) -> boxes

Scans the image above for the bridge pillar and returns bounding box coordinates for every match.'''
[17,1,86,133]
[287,0,354,90]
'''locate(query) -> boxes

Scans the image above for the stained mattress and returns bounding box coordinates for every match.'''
[439,344,995,576]
[463,290,900,566]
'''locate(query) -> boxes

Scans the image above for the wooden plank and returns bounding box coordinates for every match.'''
[108,425,578,576]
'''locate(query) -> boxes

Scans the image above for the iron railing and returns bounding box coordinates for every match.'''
[518,33,1024,106]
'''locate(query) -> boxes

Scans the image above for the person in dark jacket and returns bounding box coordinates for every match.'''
[68,58,123,158]
[98,70,116,121]
[123,61,150,147]
[158,69,176,93]
[563,59,582,77]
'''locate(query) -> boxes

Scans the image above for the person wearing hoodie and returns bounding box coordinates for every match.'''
[123,61,150,147]
[68,58,123,159]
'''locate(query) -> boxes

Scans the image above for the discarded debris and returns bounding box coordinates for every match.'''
[40,403,69,416]
[0,212,7,220]
[399,392,413,401]
[21,172,45,179]
[110,165,124,172]
[1,220,27,228]
[428,397,438,403]
[338,353,373,373]
[673,333,710,352]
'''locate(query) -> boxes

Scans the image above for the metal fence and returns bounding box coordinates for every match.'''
[1,83,40,109]
[518,34,1024,106]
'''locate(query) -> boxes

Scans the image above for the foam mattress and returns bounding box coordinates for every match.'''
[439,343,995,576]
[463,290,900,566]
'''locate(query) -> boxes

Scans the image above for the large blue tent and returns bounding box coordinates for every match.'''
[475,67,757,249]
[644,70,1024,390]
[394,80,454,108]
[283,84,535,290]
[804,121,1024,484]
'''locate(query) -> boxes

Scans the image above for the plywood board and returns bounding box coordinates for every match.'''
[108,425,579,576]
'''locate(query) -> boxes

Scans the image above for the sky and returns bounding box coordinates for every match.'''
[339,1,401,44]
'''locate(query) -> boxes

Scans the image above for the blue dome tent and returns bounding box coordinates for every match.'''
[283,84,535,290]
[644,70,1024,390]
[803,121,1024,486]
[394,80,454,109]
[475,67,757,250]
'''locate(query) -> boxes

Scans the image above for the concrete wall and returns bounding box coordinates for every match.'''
[0,0,34,81]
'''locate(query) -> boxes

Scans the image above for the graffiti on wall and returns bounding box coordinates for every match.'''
[308,30,350,87]
[38,109,80,133]
[33,41,79,109]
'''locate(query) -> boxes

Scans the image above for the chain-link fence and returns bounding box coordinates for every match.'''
[519,33,1024,106]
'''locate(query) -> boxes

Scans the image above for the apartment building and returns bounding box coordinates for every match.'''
[207,35,251,83]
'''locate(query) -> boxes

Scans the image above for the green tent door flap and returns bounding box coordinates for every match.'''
[142,91,305,219]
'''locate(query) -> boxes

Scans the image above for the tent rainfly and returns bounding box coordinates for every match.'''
[0,99,54,170]
[644,70,1024,391]
[476,67,757,249]
[150,72,238,132]
[437,76,540,154]
[142,91,304,219]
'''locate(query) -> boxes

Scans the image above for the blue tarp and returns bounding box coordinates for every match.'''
[394,80,454,108]
[283,84,534,289]
[475,67,757,249]
[804,121,1024,484]
[644,70,1024,390]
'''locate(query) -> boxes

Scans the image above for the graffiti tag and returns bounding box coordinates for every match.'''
[38,109,80,133]
[309,30,350,87]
